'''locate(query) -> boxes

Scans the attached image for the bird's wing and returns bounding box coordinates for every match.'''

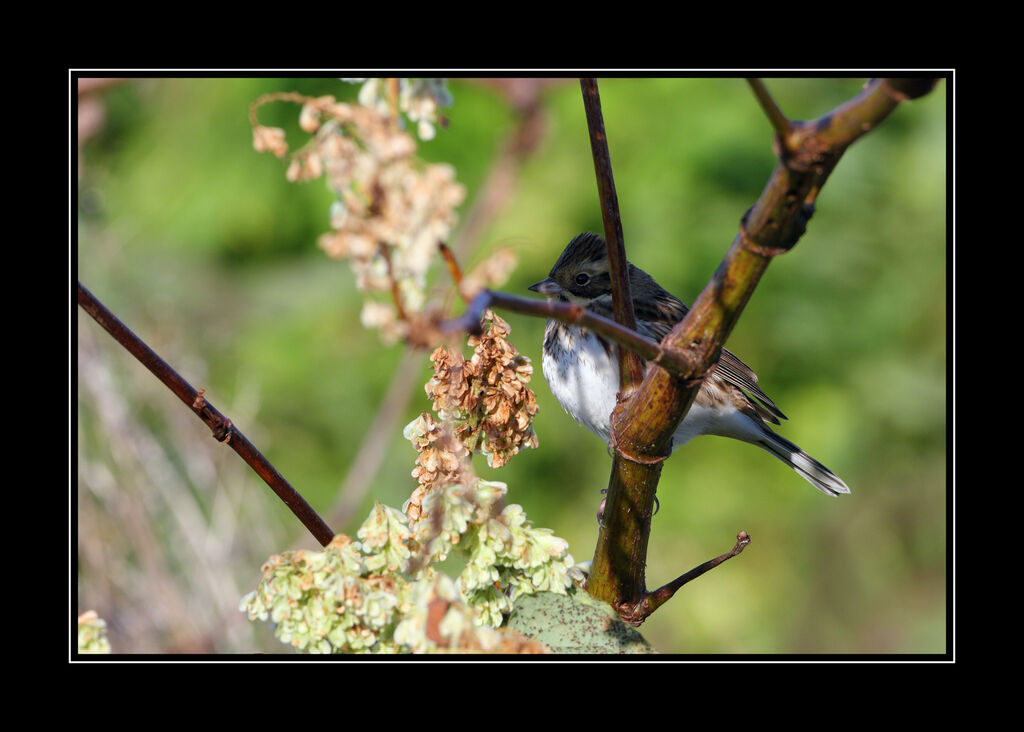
[640,291,788,424]
[714,349,787,424]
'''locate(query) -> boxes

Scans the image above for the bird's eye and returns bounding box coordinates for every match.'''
[575,273,590,286]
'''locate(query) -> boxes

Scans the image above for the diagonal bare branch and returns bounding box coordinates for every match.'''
[78,281,337,547]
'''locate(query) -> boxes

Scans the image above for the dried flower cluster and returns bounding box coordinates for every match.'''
[403,411,471,523]
[427,309,539,468]
[77,610,111,654]
[250,82,465,344]
[402,310,539,521]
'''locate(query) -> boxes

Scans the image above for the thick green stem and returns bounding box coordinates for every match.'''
[585,78,941,622]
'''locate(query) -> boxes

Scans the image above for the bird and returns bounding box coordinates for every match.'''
[528,232,850,497]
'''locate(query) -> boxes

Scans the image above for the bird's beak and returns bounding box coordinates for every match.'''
[528,277,561,296]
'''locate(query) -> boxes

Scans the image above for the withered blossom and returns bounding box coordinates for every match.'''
[252,125,288,158]
[251,88,465,346]
[403,411,473,522]
[425,310,539,469]
[403,311,539,521]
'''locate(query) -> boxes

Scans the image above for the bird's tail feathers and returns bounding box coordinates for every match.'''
[756,431,850,497]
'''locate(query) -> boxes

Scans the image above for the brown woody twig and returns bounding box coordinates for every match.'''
[444,289,696,378]
[580,78,644,391]
[624,531,751,625]
[745,79,792,139]
[77,281,337,547]
[438,242,465,292]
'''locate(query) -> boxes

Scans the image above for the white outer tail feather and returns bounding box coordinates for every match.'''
[756,431,850,497]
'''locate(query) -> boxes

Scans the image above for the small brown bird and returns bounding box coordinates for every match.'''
[529,232,849,497]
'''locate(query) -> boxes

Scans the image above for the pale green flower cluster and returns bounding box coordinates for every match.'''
[77,611,111,654]
[240,506,408,654]
[412,479,575,629]
[358,498,413,573]
[392,570,528,653]
[241,481,574,653]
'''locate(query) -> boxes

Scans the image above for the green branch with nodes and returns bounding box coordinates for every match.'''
[594,77,940,624]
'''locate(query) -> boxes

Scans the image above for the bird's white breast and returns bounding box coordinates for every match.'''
[541,325,620,442]
[542,323,760,450]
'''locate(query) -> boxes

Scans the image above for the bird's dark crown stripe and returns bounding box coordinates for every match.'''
[550,232,608,275]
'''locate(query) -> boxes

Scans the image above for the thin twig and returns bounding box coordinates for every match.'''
[626,531,751,624]
[438,242,464,292]
[386,77,401,122]
[746,79,791,139]
[579,78,643,390]
[248,91,315,128]
[378,244,408,321]
[444,289,696,377]
[77,281,336,547]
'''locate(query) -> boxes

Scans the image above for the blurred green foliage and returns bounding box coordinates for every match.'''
[76,77,946,654]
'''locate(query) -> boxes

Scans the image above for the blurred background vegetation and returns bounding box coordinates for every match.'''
[76,76,947,655]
